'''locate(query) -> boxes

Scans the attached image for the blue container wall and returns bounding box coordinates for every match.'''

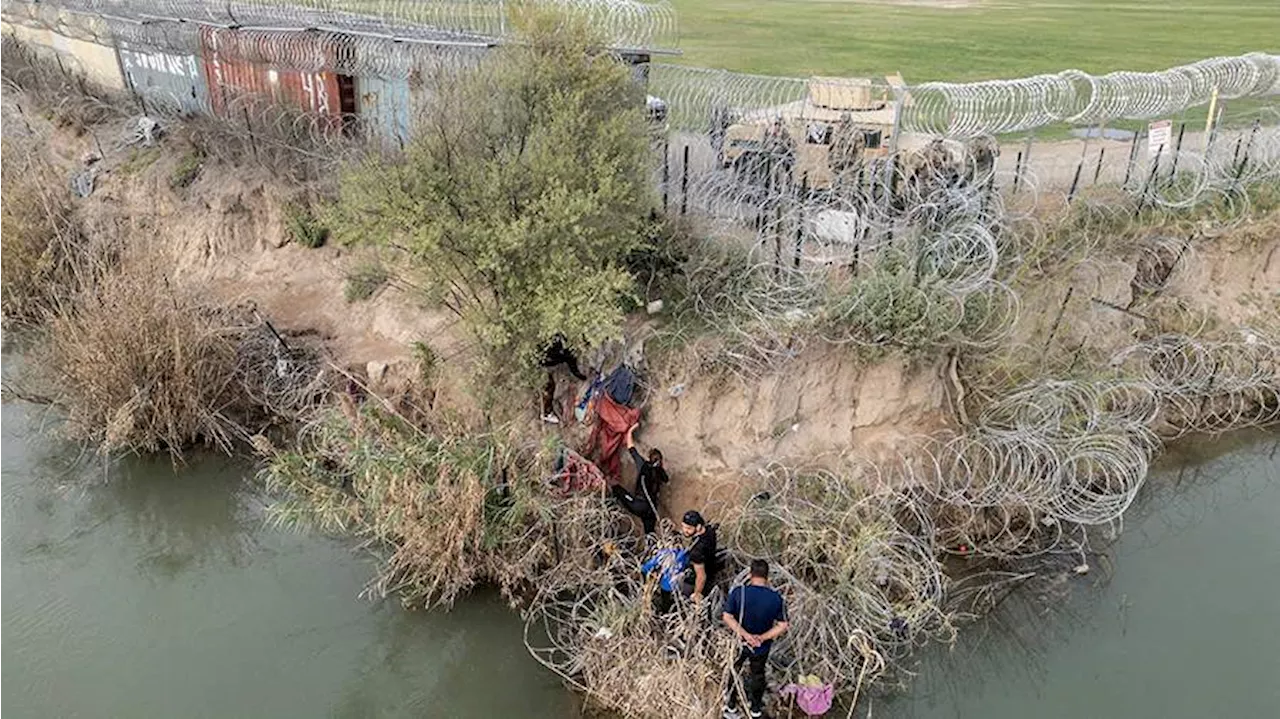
[357,74,414,148]
[117,43,209,115]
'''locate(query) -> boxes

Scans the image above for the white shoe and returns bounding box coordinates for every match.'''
[542,413,560,424]
[722,708,741,719]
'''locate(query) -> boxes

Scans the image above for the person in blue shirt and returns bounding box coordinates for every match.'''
[721,559,789,719]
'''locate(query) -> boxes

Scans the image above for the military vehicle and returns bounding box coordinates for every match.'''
[717,75,906,191]
[716,75,997,198]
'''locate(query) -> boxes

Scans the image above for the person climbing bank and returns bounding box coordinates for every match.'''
[610,423,668,535]
[722,559,789,719]
[539,334,587,423]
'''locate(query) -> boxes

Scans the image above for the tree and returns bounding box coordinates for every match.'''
[330,9,652,373]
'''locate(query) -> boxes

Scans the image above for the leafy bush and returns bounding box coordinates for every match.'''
[327,9,651,372]
[282,202,328,248]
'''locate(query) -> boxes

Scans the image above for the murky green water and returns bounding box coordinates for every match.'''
[883,432,1280,719]
[1,398,572,719]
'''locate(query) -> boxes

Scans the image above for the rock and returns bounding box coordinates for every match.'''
[646,299,664,314]
[366,361,388,384]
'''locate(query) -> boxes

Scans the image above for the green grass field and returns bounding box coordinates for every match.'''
[667,0,1280,81]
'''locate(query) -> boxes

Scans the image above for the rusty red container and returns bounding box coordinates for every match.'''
[198,27,353,131]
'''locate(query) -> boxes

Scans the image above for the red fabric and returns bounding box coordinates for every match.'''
[585,393,641,483]
[550,450,605,495]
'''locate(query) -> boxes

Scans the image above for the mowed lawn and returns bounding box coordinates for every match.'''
[666,0,1280,81]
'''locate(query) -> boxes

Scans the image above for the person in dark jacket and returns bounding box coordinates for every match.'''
[611,422,667,535]
[682,510,717,601]
[539,334,587,423]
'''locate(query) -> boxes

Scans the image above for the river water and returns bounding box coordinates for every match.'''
[3,384,1277,718]
[882,431,1280,719]
[1,397,571,719]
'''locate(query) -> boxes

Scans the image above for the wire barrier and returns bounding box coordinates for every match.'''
[649,54,1280,137]
[518,334,1278,718]
[0,0,679,51]
[520,328,1278,718]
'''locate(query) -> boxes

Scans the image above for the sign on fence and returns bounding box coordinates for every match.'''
[1147,119,1172,158]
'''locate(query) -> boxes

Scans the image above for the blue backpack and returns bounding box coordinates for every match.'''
[605,364,637,406]
[641,548,688,592]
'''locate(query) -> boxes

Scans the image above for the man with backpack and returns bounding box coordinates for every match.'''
[721,559,789,719]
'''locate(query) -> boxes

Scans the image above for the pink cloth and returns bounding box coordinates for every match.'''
[781,682,834,716]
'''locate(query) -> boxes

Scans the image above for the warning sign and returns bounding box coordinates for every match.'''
[1148,120,1172,157]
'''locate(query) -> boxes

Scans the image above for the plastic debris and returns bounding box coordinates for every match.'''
[70,169,95,198]
[123,116,162,147]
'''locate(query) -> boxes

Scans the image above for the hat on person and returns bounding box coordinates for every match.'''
[681,510,705,527]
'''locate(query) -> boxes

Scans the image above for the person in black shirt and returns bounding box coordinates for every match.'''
[721,559,789,719]
[539,335,587,423]
[682,510,717,601]
[610,423,667,535]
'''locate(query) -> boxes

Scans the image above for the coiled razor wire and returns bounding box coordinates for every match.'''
[523,331,1276,714]
[2,0,679,51]
[647,55,1280,138]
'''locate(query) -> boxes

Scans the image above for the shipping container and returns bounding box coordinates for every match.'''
[117,43,210,115]
[356,74,414,147]
[198,27,355,130]
[354,45,485,148]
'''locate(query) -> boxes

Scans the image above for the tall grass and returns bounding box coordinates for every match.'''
[33,249,254,456]
[259,404,622,607]
[0,138,82,327]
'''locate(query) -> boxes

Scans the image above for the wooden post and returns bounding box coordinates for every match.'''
[1092,147,1106,184]
[1203,85,1220,151]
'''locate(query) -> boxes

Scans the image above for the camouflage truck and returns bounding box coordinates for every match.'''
[716,75,997,197]
[718,76,904,191]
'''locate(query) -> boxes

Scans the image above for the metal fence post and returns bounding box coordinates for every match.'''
[680,143,689,216]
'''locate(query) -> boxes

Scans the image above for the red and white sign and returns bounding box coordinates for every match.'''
[1148,119,1172,158]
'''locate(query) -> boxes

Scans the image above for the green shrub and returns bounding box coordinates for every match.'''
[283,202,328,248]
[327,9,651,372]
[169,150,203,190]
